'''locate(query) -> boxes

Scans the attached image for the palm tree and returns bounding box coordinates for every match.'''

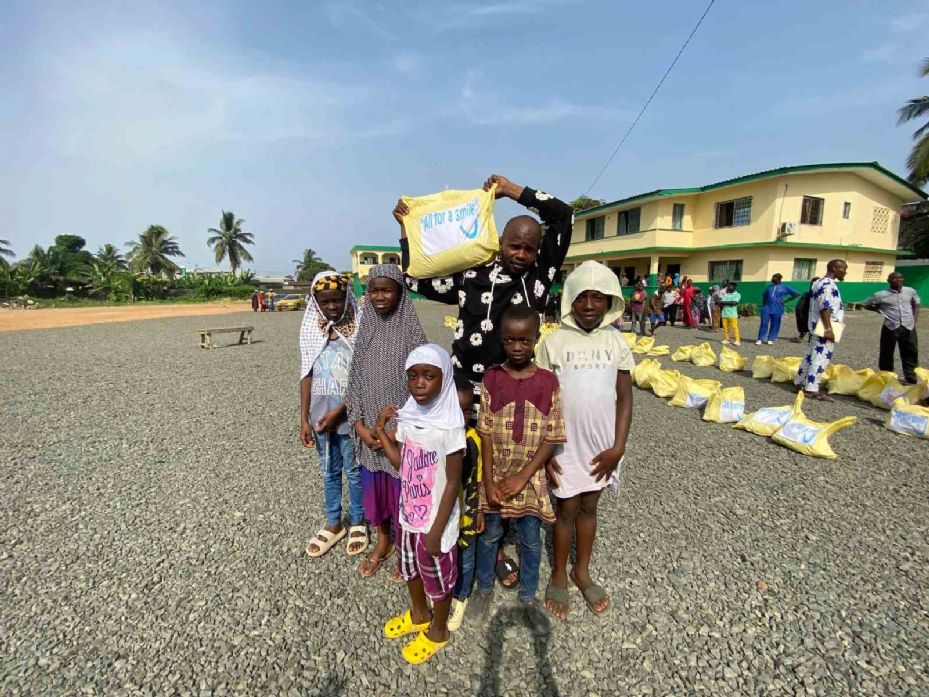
[207,211,254,275]
[96,243,128,271]
[0,239,14,269]
[293,248,333,283]
[127,225,185,277]
[898,57,929,186]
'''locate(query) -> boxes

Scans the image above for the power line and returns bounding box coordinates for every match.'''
[584,0,715,196]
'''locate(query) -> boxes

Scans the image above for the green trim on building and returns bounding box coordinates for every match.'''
[567,239,908,263]
[575,161,928,219]
[349,244,401,253]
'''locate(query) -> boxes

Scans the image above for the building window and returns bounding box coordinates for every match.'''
[792,258,817,281]
[871,206,890,234]
[361,254,377,265]
[617,207,641,235]
[842,201,851,219]
[800,196,824,225]
[714,197,752,228]
[863,261,884,282]
[585,216,605,241]
[672,203,685,230]
[382,254,400,264]
[708,260,743,283]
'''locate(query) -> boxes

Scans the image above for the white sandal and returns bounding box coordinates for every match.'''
[305,528,346,558]
[346,525,369,556]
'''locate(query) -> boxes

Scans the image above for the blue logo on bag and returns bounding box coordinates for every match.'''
[460,218,479,239]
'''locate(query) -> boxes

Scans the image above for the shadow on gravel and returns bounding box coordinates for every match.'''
[478,606,560,697]
[311,674,346,696]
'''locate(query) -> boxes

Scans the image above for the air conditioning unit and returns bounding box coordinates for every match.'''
[778,222,796,237]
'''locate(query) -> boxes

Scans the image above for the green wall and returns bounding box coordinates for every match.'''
[897,263,929,302]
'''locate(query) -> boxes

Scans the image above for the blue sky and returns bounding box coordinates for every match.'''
[3,0,928,274]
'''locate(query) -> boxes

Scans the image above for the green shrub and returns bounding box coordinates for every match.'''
[738,303,758,317]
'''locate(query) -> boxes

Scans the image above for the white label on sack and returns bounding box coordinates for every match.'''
[878,386,906,408]
[890,410,928,436]
[684,392,710,408]
[419,197,481,255]
[778,421,822,445]
[720,400,745,422]
[754,407,791,425]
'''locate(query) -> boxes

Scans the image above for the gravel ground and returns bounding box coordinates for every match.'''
[1,303,927,696]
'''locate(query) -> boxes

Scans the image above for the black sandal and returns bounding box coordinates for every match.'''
[495,556,519,590]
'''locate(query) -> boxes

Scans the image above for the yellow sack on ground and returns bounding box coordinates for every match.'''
[443,315,457,328]
[873,379,927,410]
[751,355,775,379]
[650,369,682,398]
[733,403,793,436]
[633,358,660,389]
[647,345,670,356]
[820,363,840,386]
[632,336,655,354]
[856,371,897,404]
[622,332,637,349]
[885,398,929,439]
[668,377,721,408]
[402,187,499,278]
[691,342,718,367]
[671,345,696,362]
[916,367,929,384]
[771,356,802,383]
[718,346,746,372]
[827,366,875,395]
[703,386,746,423]
[770,392,857,459]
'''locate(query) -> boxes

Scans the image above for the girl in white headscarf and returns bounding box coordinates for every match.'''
[374,344,466,665]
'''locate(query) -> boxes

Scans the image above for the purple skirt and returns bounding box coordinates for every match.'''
[361,467,401,531]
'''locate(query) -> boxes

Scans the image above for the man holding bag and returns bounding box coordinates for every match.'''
[393,174,573,412]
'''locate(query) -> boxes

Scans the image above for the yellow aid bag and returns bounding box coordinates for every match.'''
[733,403,793,437]
[770,392,857,459]
[718,346,746,372]
[443,315,457,328]
[827,366,875,395]
[622,333,637,349]
[770,356,802,383]
[647,345,670,356]
[703,386,746,423]
[885,397,929,439]
[820,363,839,386]
[874,379,927,410]
[751,355,774,379]
[633,358,661,389]
[650,369,682,398]
[855,371,897,404]
[668,377,721,408]
[691,342,717,367]
[671,345,696,362]
[632,336,655,354]
[916,367,929,383]
[402,187,500,278]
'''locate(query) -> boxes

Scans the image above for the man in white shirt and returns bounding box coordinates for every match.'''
[862,271,921,384]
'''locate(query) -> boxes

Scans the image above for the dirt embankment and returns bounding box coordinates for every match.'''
[0,302,253,332]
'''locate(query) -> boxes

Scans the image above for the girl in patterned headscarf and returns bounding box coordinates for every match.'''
[299,272,364,559]
[347,264,427,578]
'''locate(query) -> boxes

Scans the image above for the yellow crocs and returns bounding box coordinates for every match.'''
[402,631,448,665]
[384,610,430,640]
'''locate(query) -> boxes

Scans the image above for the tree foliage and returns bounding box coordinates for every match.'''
[96,243,128,271]
[293,248,334,283]
[900,201,929,258]
[0,239,14,270]
[897,57,929,186]
[126,225,185,277]
[569,195,606,212]
[207,211,255,274]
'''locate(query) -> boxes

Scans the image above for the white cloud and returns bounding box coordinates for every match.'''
[890,10,929,32]
[325,2,395,40]
[426,0,577,30]
[393,52,422,75]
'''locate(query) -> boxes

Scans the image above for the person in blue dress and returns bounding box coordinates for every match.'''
[756,273,799,344]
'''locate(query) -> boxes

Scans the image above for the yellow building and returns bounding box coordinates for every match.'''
[350,245,401,283]
[565,162,927,302]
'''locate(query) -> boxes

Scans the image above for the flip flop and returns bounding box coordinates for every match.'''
[544,583,571,621]
[346,525,368,556]
[402,631,448,665]
[358,544,395,577]
[495,557,519,590]
[305,528,346,558]
[384,610,431,640]
[806,392,834,402]
[573,577,610,615]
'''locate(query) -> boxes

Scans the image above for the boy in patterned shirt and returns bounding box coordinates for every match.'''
[465,305,566,628]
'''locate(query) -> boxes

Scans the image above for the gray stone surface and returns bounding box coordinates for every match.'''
[0,303,927,695]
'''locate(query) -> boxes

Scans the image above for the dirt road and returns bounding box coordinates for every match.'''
[0,301,255,332]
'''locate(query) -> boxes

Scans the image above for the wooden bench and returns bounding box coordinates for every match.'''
[197,326,254,350]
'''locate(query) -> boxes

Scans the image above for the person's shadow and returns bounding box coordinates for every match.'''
[478,605,560,697]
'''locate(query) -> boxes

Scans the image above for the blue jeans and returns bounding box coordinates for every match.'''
[757,307,783,342]
[453,541,477,600]
[315,431,363,527]
[476,514,542,602]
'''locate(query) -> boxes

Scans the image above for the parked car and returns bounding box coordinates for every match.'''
[275,294,307,311]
